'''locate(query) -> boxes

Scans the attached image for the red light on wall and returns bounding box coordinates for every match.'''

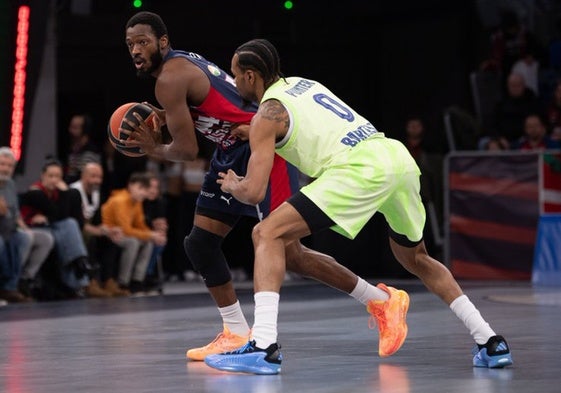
[10,5,30,161]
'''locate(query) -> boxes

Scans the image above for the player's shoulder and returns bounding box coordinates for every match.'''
[159,57,202,85]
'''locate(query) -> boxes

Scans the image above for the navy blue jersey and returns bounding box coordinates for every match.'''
[163,49,300,219]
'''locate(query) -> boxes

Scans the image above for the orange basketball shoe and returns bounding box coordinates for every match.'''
[186,325,249,361]
[367,283,409,357]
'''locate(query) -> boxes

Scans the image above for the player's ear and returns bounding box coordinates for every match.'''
[160,34,169,49]
[246,70,255,84]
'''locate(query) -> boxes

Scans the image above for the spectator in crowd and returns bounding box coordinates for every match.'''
[0,147,56,300]
[70,162,127,297]
[480,10,541,81]
[513,113,561,151]
[402,117,443,255]
[482,136,510,151]
[142,172,168,292]
[545,80,561,133]
[101,172,166,294]
[63,113,101,184]
[19,157,97,298]
[494,72,542,144]
[511,43,540,96]
[0,147,32,303]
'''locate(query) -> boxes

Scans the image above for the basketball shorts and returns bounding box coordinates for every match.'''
[299,137,426,243]
[196,142,300,221]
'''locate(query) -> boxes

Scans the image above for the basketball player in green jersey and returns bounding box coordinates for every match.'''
[205,39,513,375]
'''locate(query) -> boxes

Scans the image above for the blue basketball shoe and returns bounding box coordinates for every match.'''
[204,340,282,375]
[472,335,513,368]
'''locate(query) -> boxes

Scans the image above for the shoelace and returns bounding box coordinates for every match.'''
[223,340,255,355]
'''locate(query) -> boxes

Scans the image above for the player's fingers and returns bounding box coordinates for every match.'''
[119,128,133,137]
[132,112,147,126]
[122,118,140,130]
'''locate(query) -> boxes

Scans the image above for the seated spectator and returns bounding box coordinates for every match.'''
[101,172,166,294]
[513,113,561,151]
[0,147,32,303]
[19,157,98,298]
[63,113,101,184]
[70,162,128,297]
[494,72,542,144]
[142,172,168,292]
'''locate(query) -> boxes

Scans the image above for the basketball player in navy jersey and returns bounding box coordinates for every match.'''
[122,12,408,361]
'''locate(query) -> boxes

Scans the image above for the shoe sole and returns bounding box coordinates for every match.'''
[474,353,513,368]
[204,354,281,375]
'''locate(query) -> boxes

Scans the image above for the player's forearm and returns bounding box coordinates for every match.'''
[148,142,198,162]
[230,180,266,206]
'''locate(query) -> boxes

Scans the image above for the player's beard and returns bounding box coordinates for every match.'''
[136,49,163,79]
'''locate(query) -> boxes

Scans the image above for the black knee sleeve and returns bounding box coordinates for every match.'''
[184,226,232,287]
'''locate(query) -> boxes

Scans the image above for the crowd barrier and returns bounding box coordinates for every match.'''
[444,150,561,284]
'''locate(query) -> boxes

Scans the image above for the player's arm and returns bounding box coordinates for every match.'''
[217,99,287,205]
[127,62,199,162]
[153,65,200,161]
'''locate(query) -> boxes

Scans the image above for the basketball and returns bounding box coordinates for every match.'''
[107,102,156,157]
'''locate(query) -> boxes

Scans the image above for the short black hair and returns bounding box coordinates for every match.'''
[128,171,151,188]
[235,38,283,86]
[126,11,168,39]
[41,156,62,173]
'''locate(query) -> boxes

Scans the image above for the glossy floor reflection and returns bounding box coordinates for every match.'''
[1,279,560,393]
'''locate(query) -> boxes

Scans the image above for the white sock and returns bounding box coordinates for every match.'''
[349,278,389,305]
[219,300,250,336]
[449,295,496,345]
[251,291,280,349]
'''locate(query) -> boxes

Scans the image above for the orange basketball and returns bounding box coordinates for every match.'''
[107,102,156,157]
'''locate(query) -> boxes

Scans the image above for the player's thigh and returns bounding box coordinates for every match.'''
[255,202,310,243]
[380,172,426,244]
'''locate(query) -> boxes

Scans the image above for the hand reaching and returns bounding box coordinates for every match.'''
[217,169,244,194]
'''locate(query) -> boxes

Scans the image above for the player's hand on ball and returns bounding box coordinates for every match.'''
[142,102,166,126]
[121,112,160,154]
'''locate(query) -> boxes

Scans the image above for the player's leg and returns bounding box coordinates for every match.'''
[286,242,392,302]
[183,211,249,360]
[206,201,306,375]
[383,155,512,368]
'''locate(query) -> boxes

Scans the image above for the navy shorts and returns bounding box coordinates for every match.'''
[196,142,300,223]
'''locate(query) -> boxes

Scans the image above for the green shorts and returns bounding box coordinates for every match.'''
[300,137,425,242]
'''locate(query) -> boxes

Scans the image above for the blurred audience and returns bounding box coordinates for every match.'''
[0,147,33,303]
[494,72,542,144]
[482,136,510,151]
[402,117,443,256]
[101,172,166,295]
[63,113,101,184]
[142,172,168,292]
[513,113,561,151]
[545,80,561,133]
[70,162,128,297]
[19,157,97,298]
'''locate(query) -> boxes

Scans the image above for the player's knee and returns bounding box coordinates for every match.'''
[184,226,231,287]
[251,221,276,247]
